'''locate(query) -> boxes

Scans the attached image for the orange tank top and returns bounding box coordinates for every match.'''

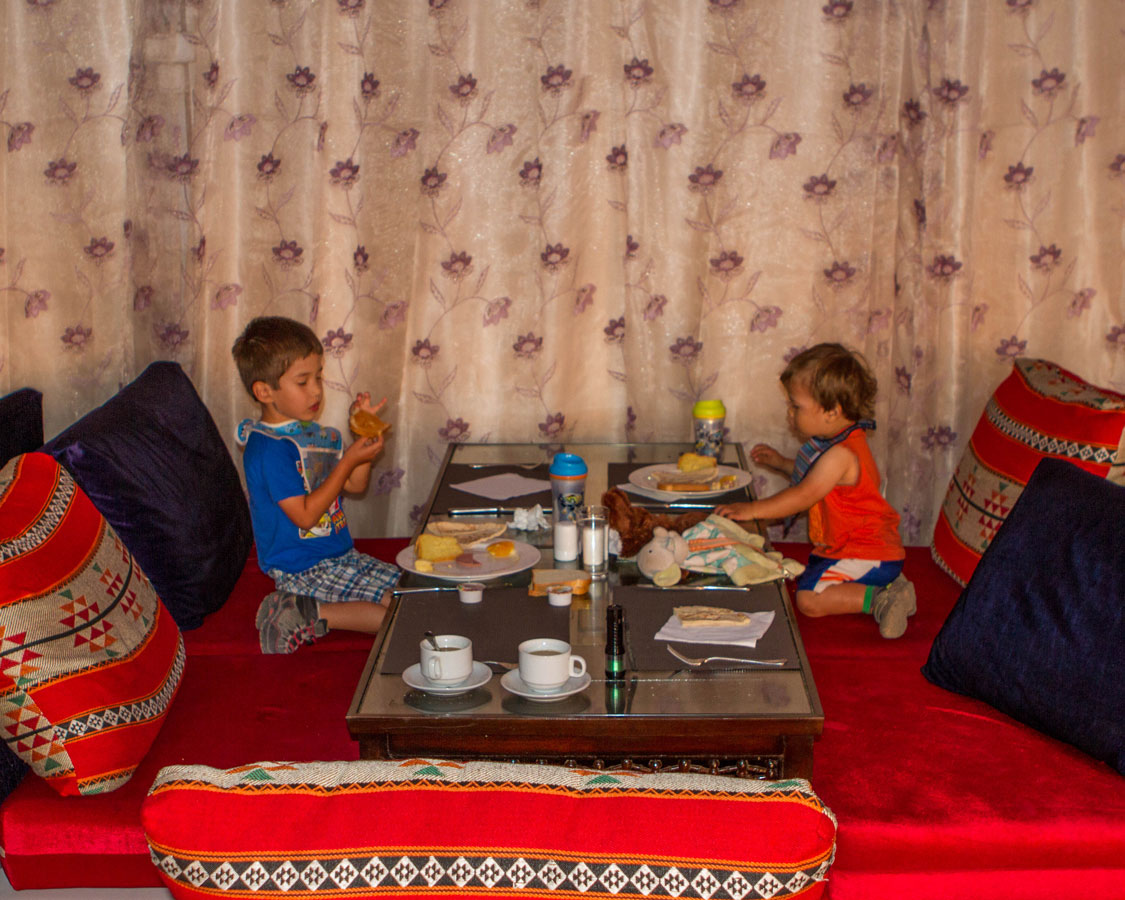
[807,429,904,561]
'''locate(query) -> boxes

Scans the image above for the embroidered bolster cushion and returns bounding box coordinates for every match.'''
[143,759,837,899]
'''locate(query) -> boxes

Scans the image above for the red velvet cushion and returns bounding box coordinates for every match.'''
[143,759,837,899]
[931,358,1125,585]
[0,453,184,796]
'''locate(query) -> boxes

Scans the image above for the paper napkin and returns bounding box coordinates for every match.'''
[450,473,551,501]
[654,611,775,649]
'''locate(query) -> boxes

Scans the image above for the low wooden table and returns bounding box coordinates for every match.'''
[346,442,823,779]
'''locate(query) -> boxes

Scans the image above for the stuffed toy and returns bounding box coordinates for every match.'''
[635,526,690,586]
[601,487,709,557]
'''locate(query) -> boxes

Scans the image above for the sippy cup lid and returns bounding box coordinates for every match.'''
[692,399,726,418]
[549,452,587,477]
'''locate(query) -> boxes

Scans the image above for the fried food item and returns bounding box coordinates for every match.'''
[528,569,592,596]
[486,540,516,558]
[414,534,462,562]
[678,452,718,472]
[349,408,391,438]
[674,606,752,628]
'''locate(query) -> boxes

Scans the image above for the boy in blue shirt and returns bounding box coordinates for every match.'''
[232,316,399,653]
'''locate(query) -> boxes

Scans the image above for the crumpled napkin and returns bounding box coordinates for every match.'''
[655,611,775,648]
[510,504,549,531]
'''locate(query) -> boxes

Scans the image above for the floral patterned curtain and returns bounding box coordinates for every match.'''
[2,0,1122,541]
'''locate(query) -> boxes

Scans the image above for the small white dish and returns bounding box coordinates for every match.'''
[500,669,592,702]
[402,661,492,695]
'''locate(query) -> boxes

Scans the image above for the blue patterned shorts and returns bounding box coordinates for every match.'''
[270,548,400,606]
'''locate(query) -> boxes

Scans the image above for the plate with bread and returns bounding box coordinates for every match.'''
[397,522,540,581]
[628,453,751,500]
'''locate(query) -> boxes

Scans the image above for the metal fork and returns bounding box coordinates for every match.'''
[666,646,786,667]
[479,660,517,671]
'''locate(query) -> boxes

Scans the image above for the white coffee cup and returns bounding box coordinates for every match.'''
[518,638,586,692]
[420,634,473,684]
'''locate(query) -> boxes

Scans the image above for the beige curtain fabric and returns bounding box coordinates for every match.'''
[2,0,1122,542]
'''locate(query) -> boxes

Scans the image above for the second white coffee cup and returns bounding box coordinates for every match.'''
[517,638,586,691]
[420,634,473,684]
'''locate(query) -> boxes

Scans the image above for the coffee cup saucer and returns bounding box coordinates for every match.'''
[402,661,492,695]
[500,670,591,702]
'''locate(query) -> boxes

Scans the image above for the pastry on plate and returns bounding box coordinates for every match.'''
[673,605,752,628]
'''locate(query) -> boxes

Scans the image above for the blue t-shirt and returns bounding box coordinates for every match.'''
[236,418,353,574]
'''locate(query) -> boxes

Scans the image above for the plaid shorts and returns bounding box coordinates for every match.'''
[795,554,903,594]
[269,548,400,606]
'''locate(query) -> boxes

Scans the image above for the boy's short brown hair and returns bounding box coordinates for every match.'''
[780,343,877,421]
[231,316,323,397]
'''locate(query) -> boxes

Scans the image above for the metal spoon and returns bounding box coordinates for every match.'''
[423,631,439,650]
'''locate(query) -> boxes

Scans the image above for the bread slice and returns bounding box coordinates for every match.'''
[426,520,508,548]
[678,452,718,472]
[528,568,592,596]
[349,408,391,438]
[414,534,463,562]
[673,605,751,628]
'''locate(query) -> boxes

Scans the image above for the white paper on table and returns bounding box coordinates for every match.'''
[654,611,775,649]
[450,473,551,501]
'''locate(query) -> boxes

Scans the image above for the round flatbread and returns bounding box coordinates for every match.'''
[425,519,508,548]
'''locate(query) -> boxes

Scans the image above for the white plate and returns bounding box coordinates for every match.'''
[402,661,492,695]
[396,538,541,582]
[627,464,751,500]
[500,670,591,702]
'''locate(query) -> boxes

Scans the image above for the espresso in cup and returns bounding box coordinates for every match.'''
[419,634,473,684]
[518,638,586,691]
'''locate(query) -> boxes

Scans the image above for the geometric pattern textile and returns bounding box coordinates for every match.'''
[931,358,1125,586]
[144,759,837,899]
[0,452,184,796]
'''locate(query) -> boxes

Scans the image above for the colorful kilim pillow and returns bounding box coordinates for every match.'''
[931,358,1125,586]
[0,453,185,796]
[144,759,837,899]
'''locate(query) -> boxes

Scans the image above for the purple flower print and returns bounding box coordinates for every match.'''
[708,0,741,11]
[391,128,419,158]
[709,250,744,280]
[61,324,92,351]
[541,243,570,271]
[441,251,473,280]
[688,164,723,193]
[44,158,77,184]
[287,66,316,93]
[731,73,766,103]
[1029,244,1061,270]
[257,153,282,180]
[7,122,34,152]
[921,425,958,451]
[541,64,573,94]
[83,237,115,263]
[606,144,628,172]
[669,336,702,366]
[439,418,471,442]
[626,406,637,433]
[166,154,199,181]
[213,283,242,310]
[272,239,303,268]
[372,468,404,496]
[224,114,256,141]
[25,290,49,318]
[895,366,912,395]
[68,67,100,93]
[579,110,600,144]
[420,167,447,196]
[866,308,891,334]
[574,283,596,314]
[927,254,962,278]
[751,306,782,333]
[913,198,926,228]
[1003,162,1033,189]
[133,285,153,311]
[978,130,995,160]
[310,295,320,324]
[513,332,543,359]
[625,234,639,258]
[1006,0,1033,12]
[624,57,654,86]
[1110,154,1125,178]
[25,0,58,8]
[450,74,478,103]
[538,412,565,439]
[1108,325,1125,349]
[769,132,802,159]
[644,294,667,321]
[483,296,511,326]
[877,134,898,163]
[604,316,625,344]
[519,158,542,187]
[192,236,206,264]
[380,300,407,329]
[1031,68,1065,96]
[322,328,353,357]
[1068,288,1095,318]
[933,78,969,106]
[0,247,4,264]
[996,335,1026,358]
[360,72,380,101]
[783,346,809,364]
[354,245,370,272]
[842,83,874,109]
[1074,117,1098,146]
[203,62,219,89]
[822,1,853,20]
[411,338,439,366]
[429,0,451,13]
[337,0,364,15]
[902,99,927,127]
[802,173,836,201]
[156,322,189,350]
[654,122,687,148]
[971,304,988,331]
[824,260,857,286]
[486,124,516,154]
[329,157,360,186]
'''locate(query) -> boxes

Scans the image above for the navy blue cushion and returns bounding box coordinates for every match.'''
[40,362,252,630]
[923,458,1125,774]
[0,388,43,468]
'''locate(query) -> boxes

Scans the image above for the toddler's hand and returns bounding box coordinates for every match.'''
[344,431,384,465]
[714,502,755,521]
[750,443,786,471]
[351,391,387,417]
